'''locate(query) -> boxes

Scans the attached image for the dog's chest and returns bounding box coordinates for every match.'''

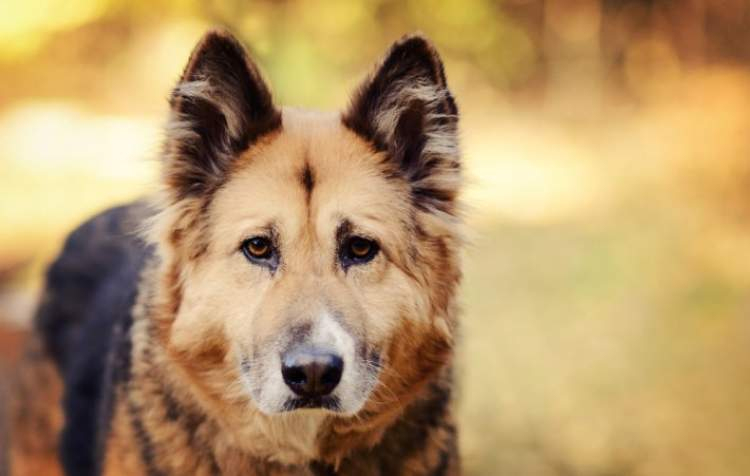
[105,396,328,475]
[224,409,328,465]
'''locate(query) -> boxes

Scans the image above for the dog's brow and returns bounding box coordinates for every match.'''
[335,219,353,245]
[239,222,278,241]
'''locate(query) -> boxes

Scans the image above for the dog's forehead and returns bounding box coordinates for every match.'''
[213,108,408,234]
[235,107,379,184]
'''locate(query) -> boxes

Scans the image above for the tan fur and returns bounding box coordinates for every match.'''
[122,108,460,469]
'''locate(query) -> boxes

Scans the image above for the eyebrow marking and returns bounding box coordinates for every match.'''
[334,219,353,272]
[335,219,352,247]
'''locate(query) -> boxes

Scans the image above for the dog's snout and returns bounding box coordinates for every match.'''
[281,347,343,398]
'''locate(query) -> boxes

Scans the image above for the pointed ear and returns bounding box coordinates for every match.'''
[165,30,281,199]
[343,34,460,214]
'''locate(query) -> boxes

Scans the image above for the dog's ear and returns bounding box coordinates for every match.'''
[165,30,281,199]
[343,34,460,214]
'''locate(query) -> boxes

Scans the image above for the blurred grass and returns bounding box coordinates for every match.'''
[2,1,750,475]
[458,81,750,474]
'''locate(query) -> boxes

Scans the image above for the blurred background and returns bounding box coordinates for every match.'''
[1,0,750,474]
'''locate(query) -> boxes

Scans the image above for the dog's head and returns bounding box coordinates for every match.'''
[150,30,461,419]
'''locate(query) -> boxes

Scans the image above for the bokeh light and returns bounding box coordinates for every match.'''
[2,1,750,475]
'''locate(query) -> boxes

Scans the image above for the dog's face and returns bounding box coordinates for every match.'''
[179,113,420,415]
[152,31,461,420]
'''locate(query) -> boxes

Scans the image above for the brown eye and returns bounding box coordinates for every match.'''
[241,237,273,260]
[350,238,373,257]
[342,236,379,266]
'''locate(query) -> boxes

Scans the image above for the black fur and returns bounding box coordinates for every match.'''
[35,203,153,476]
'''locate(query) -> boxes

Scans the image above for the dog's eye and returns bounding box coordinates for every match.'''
[241,237,273,260]
[349,238,373,258]
[342,236,379,266]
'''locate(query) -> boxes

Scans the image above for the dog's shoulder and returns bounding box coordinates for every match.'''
[35,201,153,370]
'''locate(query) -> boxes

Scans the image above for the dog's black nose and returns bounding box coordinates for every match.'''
[281,348,343,398]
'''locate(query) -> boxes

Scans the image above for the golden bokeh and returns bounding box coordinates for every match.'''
[2,1,750,475]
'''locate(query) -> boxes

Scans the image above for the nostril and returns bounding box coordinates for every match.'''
[320,355,343,387]
[282,364,307,386]
[281,348,344,398]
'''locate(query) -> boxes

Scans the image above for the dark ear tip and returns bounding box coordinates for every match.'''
[181,28,249,82]
[392,32,434,51]
[386,32,447,86]
[389,33,439,59]
[197,28,244,50]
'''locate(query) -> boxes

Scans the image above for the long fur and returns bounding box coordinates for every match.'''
[9,31,463,476]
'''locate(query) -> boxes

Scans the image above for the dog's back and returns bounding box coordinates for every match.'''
[36,203,151,374]
[9,203,151,475]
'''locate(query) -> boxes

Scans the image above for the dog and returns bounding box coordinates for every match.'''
[8,29,463,475]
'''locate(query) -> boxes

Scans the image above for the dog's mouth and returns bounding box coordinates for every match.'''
[281,395,341,412]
